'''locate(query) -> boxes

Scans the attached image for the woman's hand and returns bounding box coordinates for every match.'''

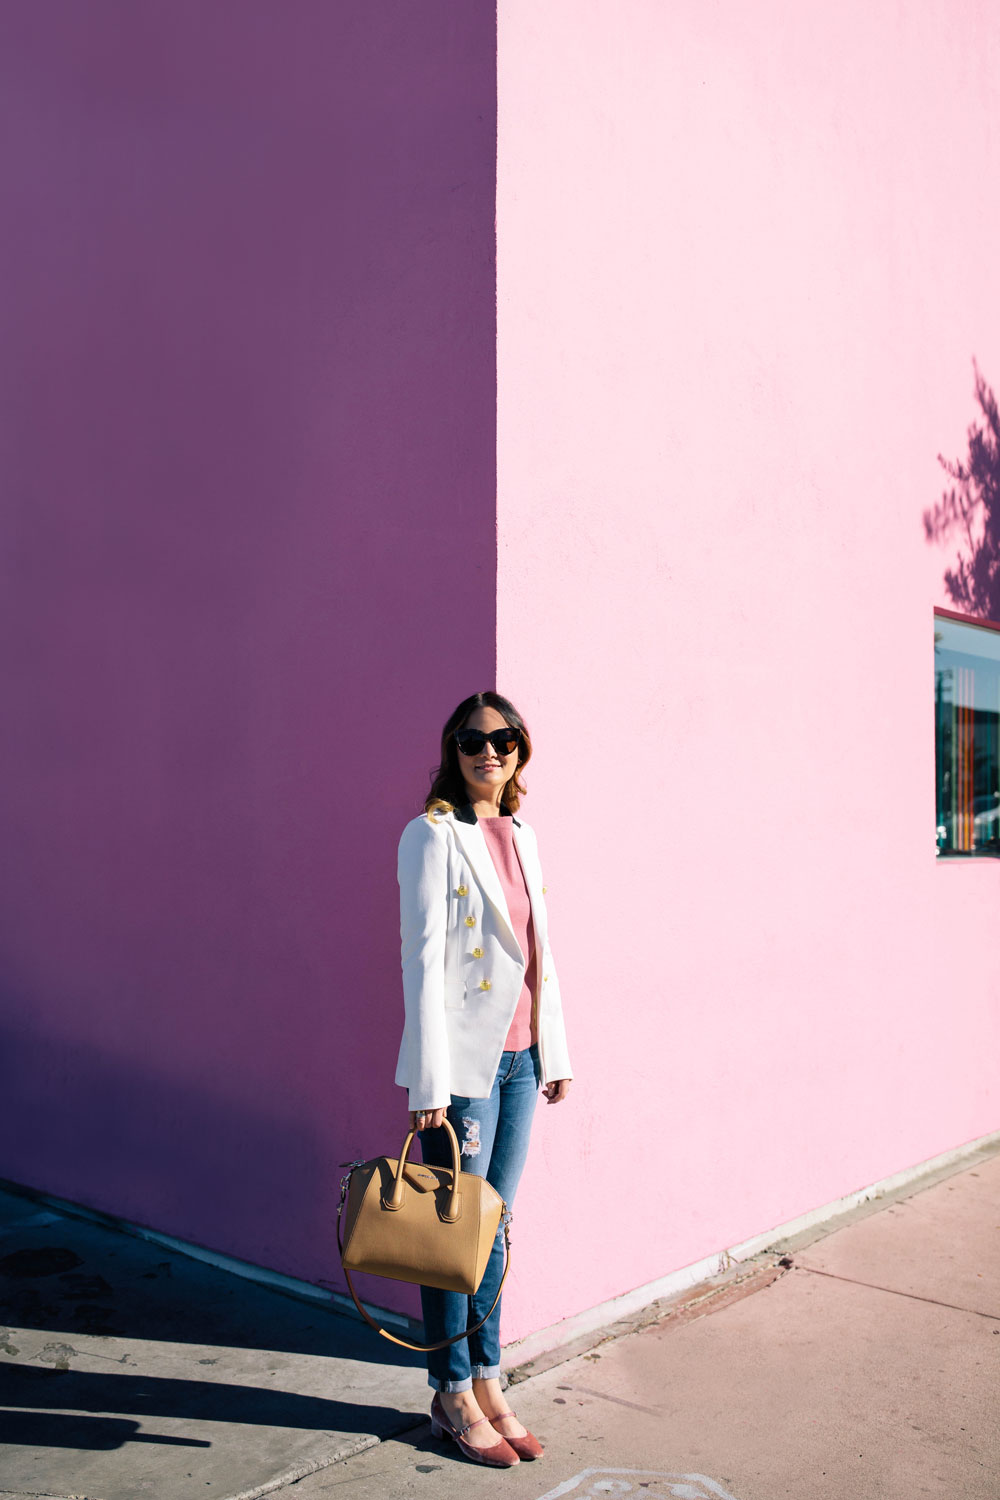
[542,1079,571,1104]
[409,1106,447,1131]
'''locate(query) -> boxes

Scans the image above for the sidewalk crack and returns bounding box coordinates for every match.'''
[797,1265,1000,1320]
[562,1385,663,1415]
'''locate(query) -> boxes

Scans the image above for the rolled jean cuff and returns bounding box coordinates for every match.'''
[427,1375,472,1393]
[470,1363,502,1380]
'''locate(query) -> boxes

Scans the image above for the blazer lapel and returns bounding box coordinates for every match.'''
[512,822,548,952]
[450,812,517,947]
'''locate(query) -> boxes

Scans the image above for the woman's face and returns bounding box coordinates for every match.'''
[456,705,520,807]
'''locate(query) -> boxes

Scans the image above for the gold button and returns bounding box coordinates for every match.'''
[542,886,547,893]
[465,915,476,928]
[457,884,468,897]
[472,947,484,959]
[479,978,492,991]
[543,975,549,982]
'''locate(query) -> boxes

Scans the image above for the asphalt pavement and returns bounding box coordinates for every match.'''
[1,1138,997,1500]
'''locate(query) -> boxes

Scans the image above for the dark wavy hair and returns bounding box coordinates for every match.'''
[425,692,532,818]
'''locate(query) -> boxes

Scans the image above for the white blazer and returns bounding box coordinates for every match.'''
[394,804,572,1112]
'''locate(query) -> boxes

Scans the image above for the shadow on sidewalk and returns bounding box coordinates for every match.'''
[0,1184,421,1365]
[0,1408,210,1453]
[0,1180,426,1456]
[0,1362,411,1452]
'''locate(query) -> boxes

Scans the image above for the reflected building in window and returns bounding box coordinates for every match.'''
[935,612,1000,856]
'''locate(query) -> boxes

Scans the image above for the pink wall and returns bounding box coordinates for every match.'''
[0,3,496,1293]
[496,0,1000,1340]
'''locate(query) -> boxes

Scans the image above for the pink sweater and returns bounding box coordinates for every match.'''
[480,817,537,1051]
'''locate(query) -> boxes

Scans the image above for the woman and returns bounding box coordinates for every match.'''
[395,691,572,1468]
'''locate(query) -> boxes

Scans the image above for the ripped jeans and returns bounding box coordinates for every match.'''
[417,1044,541,1391]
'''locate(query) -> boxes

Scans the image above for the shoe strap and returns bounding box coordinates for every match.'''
[460,1415,491,1437]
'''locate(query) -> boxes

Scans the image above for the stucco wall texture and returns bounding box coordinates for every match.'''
[497,0,1000,1341]
[2,0,999,1354]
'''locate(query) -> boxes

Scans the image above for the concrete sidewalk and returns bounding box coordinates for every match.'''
[0,1184,429,1498]
[1,1142,997,1500]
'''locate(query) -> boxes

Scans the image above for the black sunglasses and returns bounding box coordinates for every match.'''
[454,727,523,758]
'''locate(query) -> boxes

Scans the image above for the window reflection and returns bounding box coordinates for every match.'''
[935,612,1000,857]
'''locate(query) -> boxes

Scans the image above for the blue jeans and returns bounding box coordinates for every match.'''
[418,1045,541,1391]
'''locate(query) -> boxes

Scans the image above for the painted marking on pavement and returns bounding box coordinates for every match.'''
[535,1468,743,1500]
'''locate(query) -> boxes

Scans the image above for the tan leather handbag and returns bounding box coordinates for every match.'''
[337,1118,510,1352]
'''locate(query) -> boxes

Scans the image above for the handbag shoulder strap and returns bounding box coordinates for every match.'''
[340,1221,510,1352]
[336,1208,511,1353]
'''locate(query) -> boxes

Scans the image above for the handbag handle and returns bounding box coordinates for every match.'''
[385,1118,461,1222]
[337,1215,510,1352]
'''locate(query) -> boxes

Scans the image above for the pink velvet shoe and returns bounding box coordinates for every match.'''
[490,1409,544,1460]
[430,1393,520,1468]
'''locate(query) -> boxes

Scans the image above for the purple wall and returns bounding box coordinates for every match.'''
[0,3,497,1286]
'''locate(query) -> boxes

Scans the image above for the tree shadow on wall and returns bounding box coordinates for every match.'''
[924,361,1000,618]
